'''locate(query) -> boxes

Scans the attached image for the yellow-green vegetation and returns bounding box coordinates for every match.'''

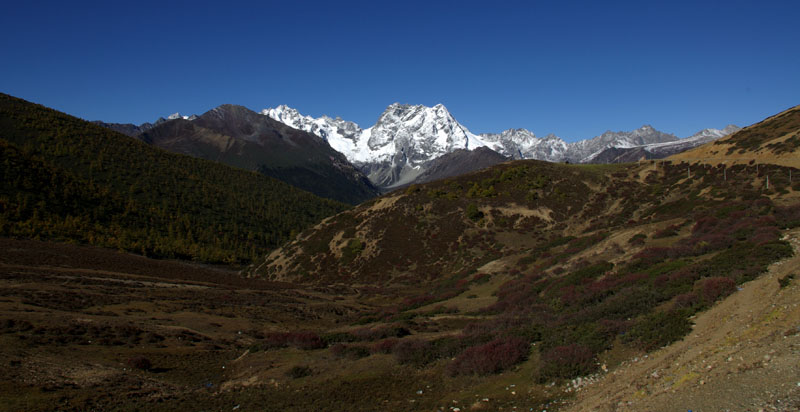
[0,93,347,264]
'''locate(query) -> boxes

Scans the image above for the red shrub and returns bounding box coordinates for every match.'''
[447,337,529,376]
[392,339,434,366]
[538,344,596,380]
[472,273,491,283]
[696,277,737,305]
[692,216,719,234]
[371,338,399,354]
[127,356,152,371]
[633,247,672,264]
[351,325,411,341]
[330,343,370,359]
[597,318,631,336]
[263,331,325,350]
[672,292,699,309]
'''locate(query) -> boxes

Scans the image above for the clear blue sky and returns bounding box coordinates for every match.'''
[2,0,798,141]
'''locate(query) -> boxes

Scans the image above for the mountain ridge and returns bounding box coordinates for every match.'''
[136,104,380,204]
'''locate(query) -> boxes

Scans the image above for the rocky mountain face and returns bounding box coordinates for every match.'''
[91,113,196,137]
[567,125,678,162]
[587,125,742,164]
[91,120,155,137]
[406,147,509,186]
[264,103,490,188]
[479,129,568,161]
[136,105,380,204]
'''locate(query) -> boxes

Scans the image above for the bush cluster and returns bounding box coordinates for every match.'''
[262,331,325,350]
[538,344,595,381]
[447,337,529,376]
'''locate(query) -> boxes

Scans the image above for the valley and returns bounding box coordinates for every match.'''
[1,95,799,411]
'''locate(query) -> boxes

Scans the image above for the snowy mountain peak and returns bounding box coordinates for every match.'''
[167,112,195,121]
[368,103,487,164]
[722,124,741,134]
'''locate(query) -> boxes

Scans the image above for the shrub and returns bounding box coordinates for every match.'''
[371,338,400,354]
[776,205,800,228]
[625,310,692,350]
[671,292,700,310]
[447,337,529,376]
[653,224,680,238]
[286,365,312,379]
[779,273,795,289]
[466,203,484,221]
[351,325,411,341]
[330,343,370,360]
[628,233,647,246]
[392,339,435,366]
[471,273,491,284]
[538,344,595,381]
[696,277,737,306]
[263,331,325,350]
[126,356,152,371]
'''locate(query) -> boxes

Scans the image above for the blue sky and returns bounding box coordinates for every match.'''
[2,0,798,141]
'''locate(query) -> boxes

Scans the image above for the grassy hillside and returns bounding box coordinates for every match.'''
[0,93,347,264]
[672,104,800,167]
[245,109,800,397]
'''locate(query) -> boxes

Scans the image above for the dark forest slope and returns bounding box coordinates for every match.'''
[0,93,347,264]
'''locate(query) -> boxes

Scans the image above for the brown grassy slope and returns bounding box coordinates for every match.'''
[671,104,800,168]
[247,155,799,287]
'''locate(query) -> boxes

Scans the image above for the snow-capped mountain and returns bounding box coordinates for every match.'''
[479,129,569,162]
[639,125,741,156]
[261,105,363,157]
[263,103,493,187]
[587,125,743,164]
[166,112,198,121]
[570,125,679,163]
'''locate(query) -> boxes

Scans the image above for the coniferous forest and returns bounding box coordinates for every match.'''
[0,93,347,264]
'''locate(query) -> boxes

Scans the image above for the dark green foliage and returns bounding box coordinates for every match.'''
[465,203,483,221]
[778,273,795,289]
[624,310,693,350]
[392,339,435,367]
[286,365,313,379]
[538,344,596,381]
[0,93,347,264]
[341,238,364,264]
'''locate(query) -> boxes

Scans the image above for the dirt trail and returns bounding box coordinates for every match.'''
[564,228,800,412]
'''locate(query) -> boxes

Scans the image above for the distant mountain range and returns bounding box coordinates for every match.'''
[97,103,739,194]
[262,104,739,186]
